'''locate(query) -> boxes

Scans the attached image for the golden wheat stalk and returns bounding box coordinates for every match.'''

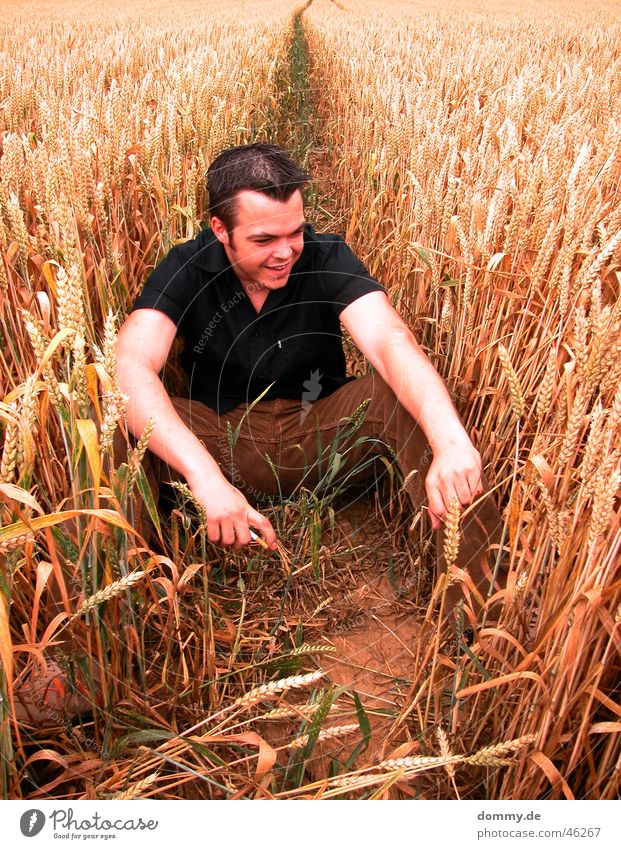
[498,343,525,419]
[289,643,337,656]
[169,479,208,528]
[71,331,90,416]
[443,496,461,567]
[462,733,537,766]
[0,411,19,484]
[56,264,85,340]
[127,417,156,489]
[71,571,146,618]
[111,772,159,800]
[436,725,456,781]
[231,670,324,709]
[588,467,621,548]
[260,704,322,721]
[536,348,557,423]
[0,531,35,554]
[286,723,360,750]
[23,312,64,410]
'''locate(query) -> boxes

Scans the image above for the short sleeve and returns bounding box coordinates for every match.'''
[130,246,195,328]
[317,236,384,317]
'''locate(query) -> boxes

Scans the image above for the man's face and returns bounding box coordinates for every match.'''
[211,189,306,293]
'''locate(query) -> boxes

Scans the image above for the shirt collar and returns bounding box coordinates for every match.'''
[189,229,229,272]
[293,223,320,271]
[189,223,320,273]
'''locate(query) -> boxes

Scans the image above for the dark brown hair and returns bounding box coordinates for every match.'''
[206,143,310,233]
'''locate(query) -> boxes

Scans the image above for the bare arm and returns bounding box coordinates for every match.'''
[340,291,483,528]
[116,310,220,480]
[116,309,277,549]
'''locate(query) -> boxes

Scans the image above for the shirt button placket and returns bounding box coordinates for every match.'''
[257,328,268,380]
[249,326,263,380]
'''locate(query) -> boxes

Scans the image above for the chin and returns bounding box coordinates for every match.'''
[264,274,291,288]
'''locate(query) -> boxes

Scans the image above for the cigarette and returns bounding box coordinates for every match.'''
[249,529,269,549]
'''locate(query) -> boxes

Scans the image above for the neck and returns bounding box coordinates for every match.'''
[244,284,269,314]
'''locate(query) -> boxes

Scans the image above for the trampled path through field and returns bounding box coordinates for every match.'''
[257,4,440,773]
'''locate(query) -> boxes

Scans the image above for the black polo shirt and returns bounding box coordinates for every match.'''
[130,224,384,414]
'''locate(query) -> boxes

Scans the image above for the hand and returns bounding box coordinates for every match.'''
[185,471,278,551]
[425,437,484,531]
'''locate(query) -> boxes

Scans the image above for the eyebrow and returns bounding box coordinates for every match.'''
[248,222,307,240]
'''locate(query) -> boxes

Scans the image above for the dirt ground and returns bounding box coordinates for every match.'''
[259,490,438,776]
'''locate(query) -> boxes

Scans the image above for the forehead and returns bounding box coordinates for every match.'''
[233,189,304,232]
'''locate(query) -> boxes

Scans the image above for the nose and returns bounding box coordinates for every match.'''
[271,240,294,262]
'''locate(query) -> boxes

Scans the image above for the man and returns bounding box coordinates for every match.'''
[116,142,503,616]
[14,143,503,728]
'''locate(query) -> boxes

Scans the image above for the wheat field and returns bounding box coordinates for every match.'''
[1,0,620,800]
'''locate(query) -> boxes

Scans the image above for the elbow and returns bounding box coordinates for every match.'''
[375,326,420,377]
[390,324,417,345]
[115,310,175,382]
[116,328,156,385]
[115,341,134,390]
[115,343,151,399]
[116,356,132,396]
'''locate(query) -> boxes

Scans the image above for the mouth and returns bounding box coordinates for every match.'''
[264,260,293,279]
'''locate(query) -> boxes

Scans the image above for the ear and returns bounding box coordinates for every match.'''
[210,216,230,245]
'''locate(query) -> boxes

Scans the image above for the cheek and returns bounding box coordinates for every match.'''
[256,248,274,266]
[244,245,270,266]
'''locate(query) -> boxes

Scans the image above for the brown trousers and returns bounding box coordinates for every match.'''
[120,371,506,620]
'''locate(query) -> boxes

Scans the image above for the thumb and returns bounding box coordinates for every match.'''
[247,507,278,550]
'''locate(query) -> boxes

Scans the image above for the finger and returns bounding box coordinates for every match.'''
[468,467,484,498]
[231,527,247,552]
[233,521,252,549]
[247,508,278,550]
[426,484,446,530]
[428,509,442,531]
[207,519,222,545]
[219,520,235,547]
[454,476,473,507]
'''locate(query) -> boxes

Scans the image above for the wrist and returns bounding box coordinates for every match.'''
[182,452,227,486]
[427,422,471,454]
